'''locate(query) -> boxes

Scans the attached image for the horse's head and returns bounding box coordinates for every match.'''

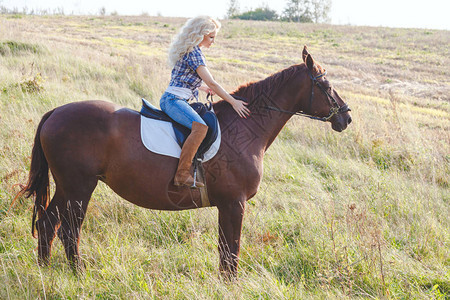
[301,46,352,132]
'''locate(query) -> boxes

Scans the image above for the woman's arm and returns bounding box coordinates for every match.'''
[196,65,250,118]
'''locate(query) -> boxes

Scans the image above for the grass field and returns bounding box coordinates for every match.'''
[0,15,449,299]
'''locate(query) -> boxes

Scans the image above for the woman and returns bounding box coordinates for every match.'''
[160,16,250,188]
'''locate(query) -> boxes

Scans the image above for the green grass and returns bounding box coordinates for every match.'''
[0,40,43,56]
[0,15,449,299]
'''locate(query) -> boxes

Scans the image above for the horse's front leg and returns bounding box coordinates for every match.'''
[217,199,246,279]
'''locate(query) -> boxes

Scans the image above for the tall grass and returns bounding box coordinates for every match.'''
[0,15,448,299]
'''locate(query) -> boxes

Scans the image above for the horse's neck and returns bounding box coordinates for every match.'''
[215,66,306,155]
[234,87,293,152]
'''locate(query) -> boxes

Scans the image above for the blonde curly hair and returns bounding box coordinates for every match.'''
[168,16,221,68]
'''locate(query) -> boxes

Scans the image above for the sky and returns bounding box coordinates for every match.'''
[1,0,449,30]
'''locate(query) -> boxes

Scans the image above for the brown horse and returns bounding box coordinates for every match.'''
[23,46,351,277]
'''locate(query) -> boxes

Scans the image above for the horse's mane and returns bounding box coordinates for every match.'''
[231,63,305,102]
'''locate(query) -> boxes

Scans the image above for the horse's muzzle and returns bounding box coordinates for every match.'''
[331,113,352,132]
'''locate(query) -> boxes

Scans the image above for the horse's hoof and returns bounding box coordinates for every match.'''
[38,257,50,267]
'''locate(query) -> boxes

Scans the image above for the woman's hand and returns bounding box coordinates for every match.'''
[196,66,250,118]
[231,99,250,118]
[199,84,215,95]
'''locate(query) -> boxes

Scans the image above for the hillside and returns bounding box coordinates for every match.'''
[0,15,448,299]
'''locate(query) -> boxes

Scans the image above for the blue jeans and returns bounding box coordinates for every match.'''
[160,92,206,129]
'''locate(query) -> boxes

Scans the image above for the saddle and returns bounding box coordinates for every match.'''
[139,98,219,160]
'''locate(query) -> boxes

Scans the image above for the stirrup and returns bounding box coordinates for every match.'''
[191,157,203,189]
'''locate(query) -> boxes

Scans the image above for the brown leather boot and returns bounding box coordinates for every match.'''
[174,121,208,187]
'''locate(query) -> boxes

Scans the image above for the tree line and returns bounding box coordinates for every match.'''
[227,0,331,23]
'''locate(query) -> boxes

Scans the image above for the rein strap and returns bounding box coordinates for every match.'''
[264,105,331,122]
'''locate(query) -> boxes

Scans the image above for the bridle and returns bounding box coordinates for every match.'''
[265,69,351,122]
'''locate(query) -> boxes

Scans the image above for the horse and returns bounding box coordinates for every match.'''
[22,46,352,278]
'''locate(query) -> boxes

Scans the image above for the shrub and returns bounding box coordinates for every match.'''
[232,7,278,21]
[0,40,42,56]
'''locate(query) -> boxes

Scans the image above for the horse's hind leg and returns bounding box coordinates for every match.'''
[36,187,64,265]
[57,178,97,271]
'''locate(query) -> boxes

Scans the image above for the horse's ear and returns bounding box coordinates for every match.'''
[302,45,309,63]
[305,53,315,71]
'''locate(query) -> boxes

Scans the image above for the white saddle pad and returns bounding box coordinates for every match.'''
[140,116,221,162]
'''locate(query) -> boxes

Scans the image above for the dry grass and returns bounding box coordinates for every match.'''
[0,15,448,299]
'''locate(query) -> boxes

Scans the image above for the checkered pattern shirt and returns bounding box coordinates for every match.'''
[169,46,206,100]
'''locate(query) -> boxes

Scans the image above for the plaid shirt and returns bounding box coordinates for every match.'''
[169,46,206,99]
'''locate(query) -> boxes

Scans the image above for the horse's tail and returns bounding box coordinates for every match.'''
[23,109,55,238]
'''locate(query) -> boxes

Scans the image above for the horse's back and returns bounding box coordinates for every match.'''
[42,100,121,130]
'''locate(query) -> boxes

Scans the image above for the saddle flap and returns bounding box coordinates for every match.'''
[198,111,219,156]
